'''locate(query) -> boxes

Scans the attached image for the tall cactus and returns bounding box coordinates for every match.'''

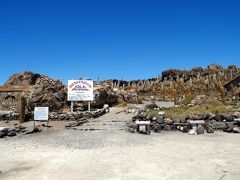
[230,84,235,100]
[219,86,225,104]
[171,87,177,105]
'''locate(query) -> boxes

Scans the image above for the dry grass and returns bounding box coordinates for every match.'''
[116,102,127,107]
[182,95,195,105]
[145,110,160,117]
[146,100,231,118]
[166,100,231,118]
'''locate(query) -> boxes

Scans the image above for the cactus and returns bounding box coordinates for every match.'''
[230,84,235,99]
[171,87,177,105]
[219,86,225,104]
[185,86,192,102]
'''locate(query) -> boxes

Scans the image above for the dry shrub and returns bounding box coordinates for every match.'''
[116,102,127,107]
[182,95,195,105]
[164,100,231,118]
[145,110,160,117]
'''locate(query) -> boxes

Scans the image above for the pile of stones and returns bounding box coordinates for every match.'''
[0,106,110,138]
[0,125,42,138]
[51,107,109,121]
[0,112,19,121]
[0,106,109,122]
[129,109,240,135]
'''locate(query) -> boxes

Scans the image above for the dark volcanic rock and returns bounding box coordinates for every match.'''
[156,116,164,124]
[7,131,17,137]
[163,125,172,131]
[212,121,227,130]
[145,103,158,110]
[0,132,5,138]
[197,125,205,135]
[206,127,214,133]
[213,115,224,122]
[151,122,161,133]
[26,127,42,134]
[222,115,234,122]
[224,127,233,133]
[181,126,189,133]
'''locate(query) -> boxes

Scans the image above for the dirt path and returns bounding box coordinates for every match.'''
[1,107,240,180]
[72,107,130,131]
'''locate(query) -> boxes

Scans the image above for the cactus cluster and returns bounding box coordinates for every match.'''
[104,64,240,104]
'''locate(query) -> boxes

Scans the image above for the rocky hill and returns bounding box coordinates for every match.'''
[101,64,240,103]
[4,72,118,112]
[2,64,240,112]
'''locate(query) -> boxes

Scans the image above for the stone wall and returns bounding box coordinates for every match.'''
[0,91,20,112]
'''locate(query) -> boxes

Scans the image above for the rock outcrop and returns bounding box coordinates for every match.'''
[3,72,118,112]
[4,72,67,112]
[92,85,118,108]
[5,72,41,86]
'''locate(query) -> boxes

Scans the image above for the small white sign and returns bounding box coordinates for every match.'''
[34,107,49,121]
[67,80,94,101]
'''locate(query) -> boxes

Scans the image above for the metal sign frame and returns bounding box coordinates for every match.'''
[34,107,49,128]
[67,80,94,113]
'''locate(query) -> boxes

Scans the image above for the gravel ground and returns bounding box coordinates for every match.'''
[0,107,240,180]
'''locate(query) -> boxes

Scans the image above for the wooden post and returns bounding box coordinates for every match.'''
[19,95,26,124]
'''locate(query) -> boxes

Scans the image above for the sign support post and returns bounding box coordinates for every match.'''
[34,119,36,128]
[34,107,49,129]
[67,80,94,112]
[71,101,74,113]
[88,101,91,112]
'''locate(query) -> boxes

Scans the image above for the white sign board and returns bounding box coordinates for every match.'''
[68,80,94,101]
[34,107,49,121]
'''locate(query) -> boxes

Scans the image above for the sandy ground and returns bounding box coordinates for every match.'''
[1,107,240,180]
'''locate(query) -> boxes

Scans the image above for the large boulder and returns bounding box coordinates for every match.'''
[212,121,227,130]
[27,83,67,112]
[91,85,118,108]
[5,72,67,112]
[117,89,138,103]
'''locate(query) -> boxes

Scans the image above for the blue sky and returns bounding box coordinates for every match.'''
[0,0,240,85]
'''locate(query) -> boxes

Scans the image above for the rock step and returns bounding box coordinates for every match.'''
[90,120,129,123]
[72,128,125,131]
[79,125,126,128]
[82,123,128,126]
